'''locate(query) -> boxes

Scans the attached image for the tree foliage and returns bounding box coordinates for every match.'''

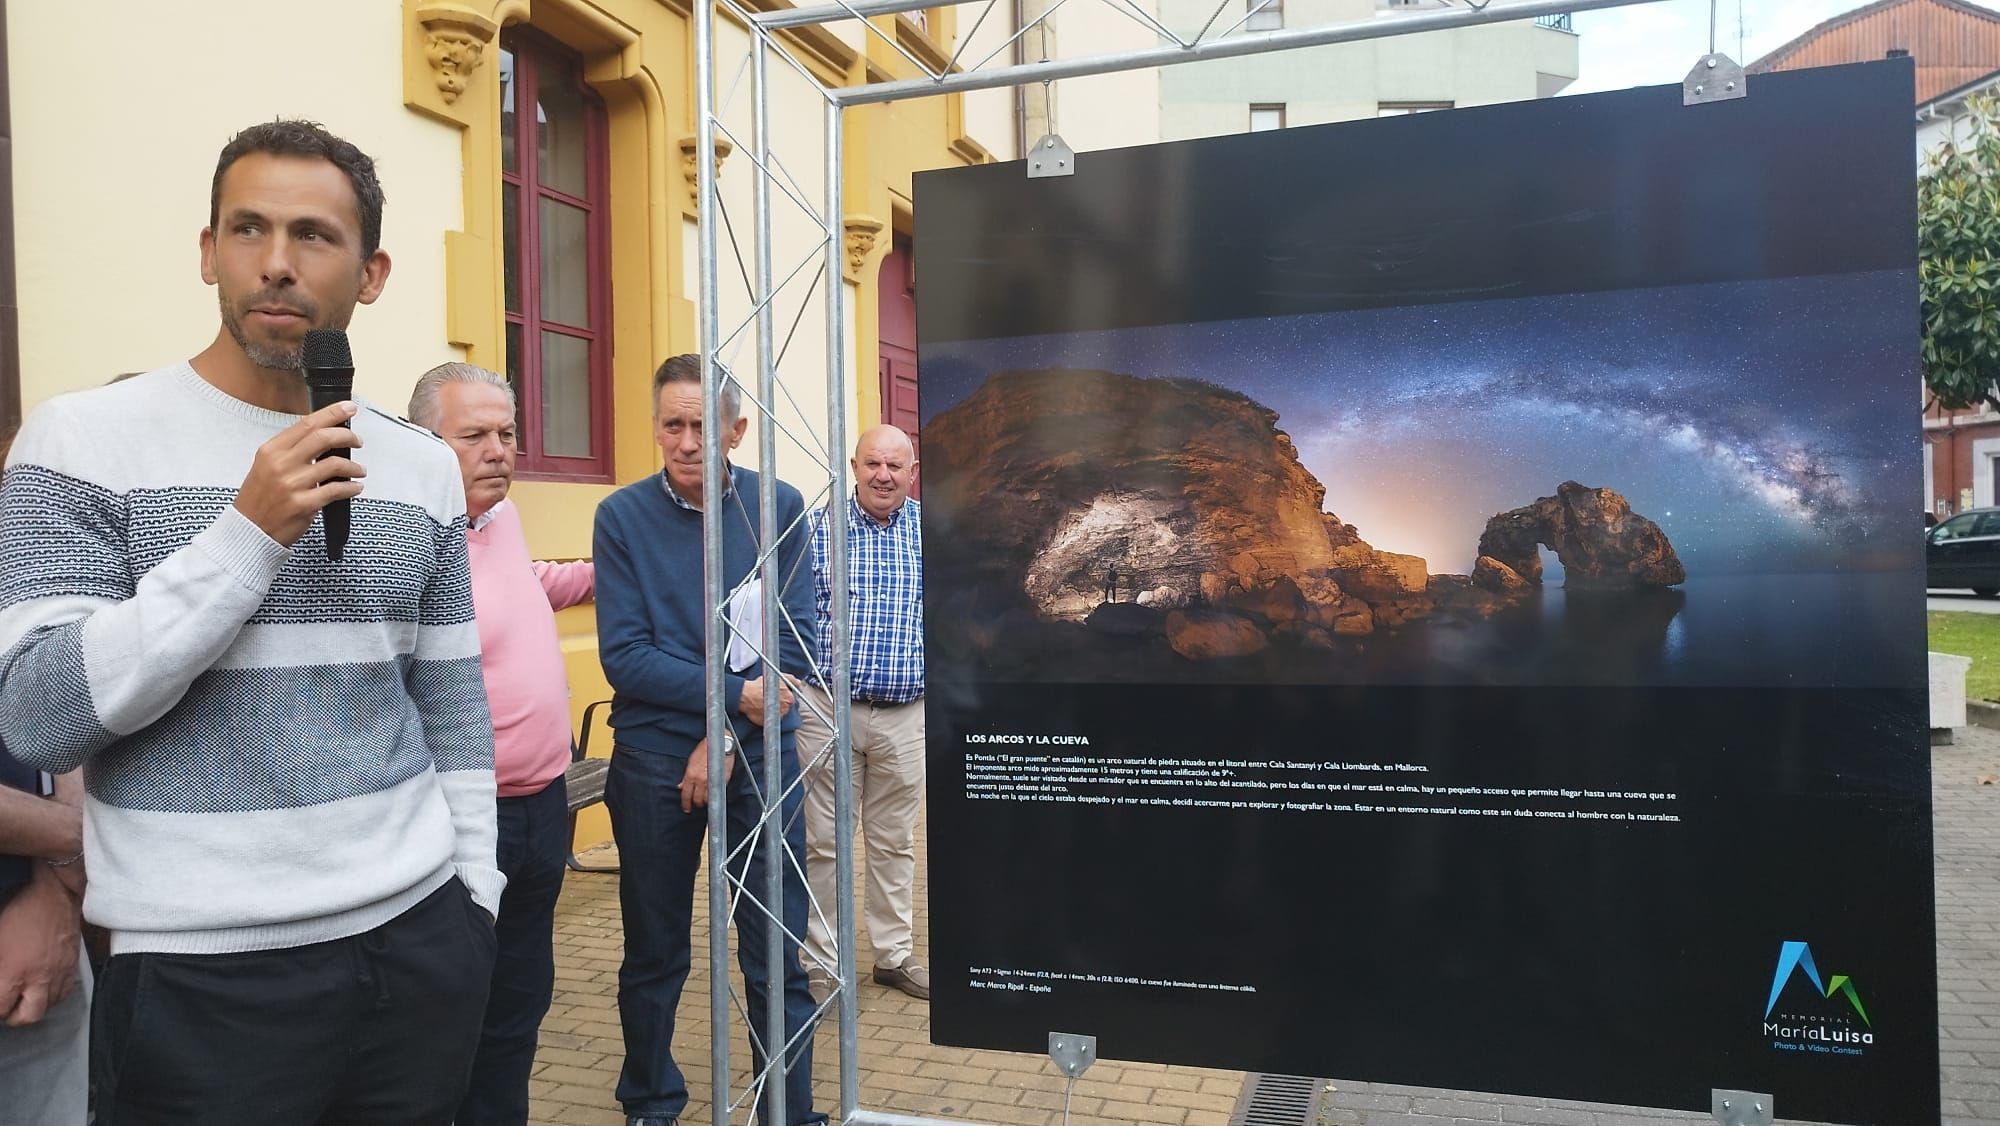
[1921,96,2000,412]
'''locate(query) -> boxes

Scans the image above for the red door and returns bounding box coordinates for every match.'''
[877,233,920,496]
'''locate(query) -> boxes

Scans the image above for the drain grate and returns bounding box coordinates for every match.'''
[1228,1073,1326,1126]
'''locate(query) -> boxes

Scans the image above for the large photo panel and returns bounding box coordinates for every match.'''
[914,60,1933,1123]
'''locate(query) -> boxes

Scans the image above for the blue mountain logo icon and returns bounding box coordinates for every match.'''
[1764,941,1869,1026]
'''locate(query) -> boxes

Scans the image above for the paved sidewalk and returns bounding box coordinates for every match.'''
[529,812,1240,1126]
[529,730,2000,1126]
[1928,592,2000,614]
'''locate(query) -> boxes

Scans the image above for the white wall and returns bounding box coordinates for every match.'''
[1043,0,1162,155]
[708,19,842,492]
[962,5,1026,160]
[9,1,465,411]
[1150,0,1577,140]
[1918,111,1970,163]
[957,0,1168,162]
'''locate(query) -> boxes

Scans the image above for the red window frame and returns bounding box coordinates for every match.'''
[501,29,614,482]
[878,233,920,499]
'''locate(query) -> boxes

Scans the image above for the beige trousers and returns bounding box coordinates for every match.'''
[798,683,925,973]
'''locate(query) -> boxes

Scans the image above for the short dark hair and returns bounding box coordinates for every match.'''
[652,354,740,421]
[210,120,386,256]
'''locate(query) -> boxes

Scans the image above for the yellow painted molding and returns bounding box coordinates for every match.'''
[917,5,958,52]
[842,214,884,283]
[779,22,864,86]
[422,4,501,103]
[525,0,642,54]
[893,12,951,75]
[678,0,860,87]
[404,0,501,127]
[444,229,500,354]
[630,65,676,369]
[948,133,993,164]
[848,268,882,425]
[945,93,993,165]
[675,133,734,212]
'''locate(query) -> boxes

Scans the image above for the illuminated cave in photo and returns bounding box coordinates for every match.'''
[1022,490,1202,621]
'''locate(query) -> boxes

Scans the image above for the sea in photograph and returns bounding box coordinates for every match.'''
[929,566,1917,689]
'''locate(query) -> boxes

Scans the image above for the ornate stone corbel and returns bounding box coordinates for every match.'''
[677,134,735,207]
[842,215,884,282]
[417,5,499,104]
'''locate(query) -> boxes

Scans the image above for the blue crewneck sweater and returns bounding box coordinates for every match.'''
[593,464,813,758]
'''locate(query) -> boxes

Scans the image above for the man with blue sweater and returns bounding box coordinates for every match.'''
[593,355,824,1126]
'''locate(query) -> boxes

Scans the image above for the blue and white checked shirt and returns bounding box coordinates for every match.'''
[809,495,923,703]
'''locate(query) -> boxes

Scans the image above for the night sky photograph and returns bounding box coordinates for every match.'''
[922,268,1918,582]
[920,269,1923,689]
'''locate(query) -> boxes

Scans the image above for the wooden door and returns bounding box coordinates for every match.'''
[877,233,920,495]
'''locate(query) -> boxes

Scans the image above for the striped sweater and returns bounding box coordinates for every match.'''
[0,363,502,955]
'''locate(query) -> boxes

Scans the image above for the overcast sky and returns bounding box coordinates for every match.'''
[1565,0,1959,94]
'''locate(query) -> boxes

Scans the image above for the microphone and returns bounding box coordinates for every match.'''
[301,329,355,562]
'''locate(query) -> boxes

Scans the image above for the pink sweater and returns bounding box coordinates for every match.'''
[466,500,595,797]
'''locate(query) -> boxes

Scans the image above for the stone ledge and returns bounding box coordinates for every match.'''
[1967,699,2000,732]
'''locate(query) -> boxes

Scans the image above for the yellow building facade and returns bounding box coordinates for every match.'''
[6,0,995,848]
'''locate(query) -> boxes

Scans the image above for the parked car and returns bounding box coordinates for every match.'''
[1927,506,2000,596]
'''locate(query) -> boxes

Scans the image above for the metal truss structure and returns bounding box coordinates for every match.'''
[686,0,1670,1122]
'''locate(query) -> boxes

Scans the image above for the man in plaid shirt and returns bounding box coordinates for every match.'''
[798,425,928,1000]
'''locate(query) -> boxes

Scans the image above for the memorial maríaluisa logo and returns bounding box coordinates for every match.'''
[1762,940,1873,1057]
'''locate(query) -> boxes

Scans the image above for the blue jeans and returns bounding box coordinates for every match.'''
[457,773,568,1126]
[606,739,824,1125]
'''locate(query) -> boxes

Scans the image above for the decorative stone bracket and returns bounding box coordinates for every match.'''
[417,4,499,105]
[677,134,735,209]
[842,214,884,283]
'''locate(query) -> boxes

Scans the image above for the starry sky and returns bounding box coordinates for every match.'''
[920,269,1919,578]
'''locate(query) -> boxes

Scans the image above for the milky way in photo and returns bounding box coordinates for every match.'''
[921,270,1917,576]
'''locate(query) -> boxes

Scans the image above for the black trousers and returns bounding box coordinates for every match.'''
[93,877,497,1126]
[457,775,568,1126]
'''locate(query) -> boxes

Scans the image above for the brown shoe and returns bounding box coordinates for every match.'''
[872,961,930,1000]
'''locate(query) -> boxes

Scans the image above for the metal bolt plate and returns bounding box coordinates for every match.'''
[1711,1089,1775,1126]
[1047,1031,1096,1077]
[1027,133,1076,178]
[1684,53,1747,105]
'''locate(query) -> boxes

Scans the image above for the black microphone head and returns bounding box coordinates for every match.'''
[301,328,353,372]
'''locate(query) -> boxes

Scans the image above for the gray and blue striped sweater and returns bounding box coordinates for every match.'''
[0,363,502,955]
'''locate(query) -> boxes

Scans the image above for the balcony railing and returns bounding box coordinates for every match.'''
[1535,12,1574,31]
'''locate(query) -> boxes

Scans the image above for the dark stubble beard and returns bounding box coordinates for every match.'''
[219,288,322,371]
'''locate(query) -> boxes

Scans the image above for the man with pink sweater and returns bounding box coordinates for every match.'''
[411,363,594,1126]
